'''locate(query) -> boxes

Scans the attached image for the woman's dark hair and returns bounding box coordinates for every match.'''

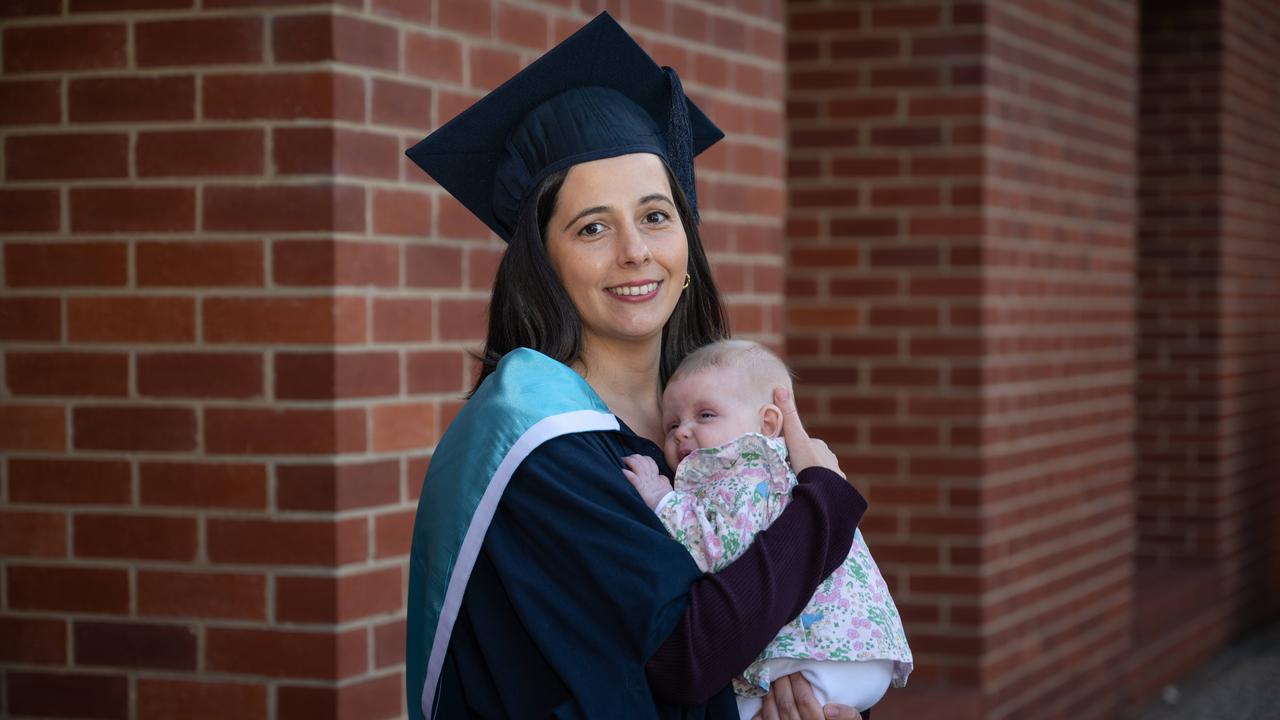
[470,159,729,395]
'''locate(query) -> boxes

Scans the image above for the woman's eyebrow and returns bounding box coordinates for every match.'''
[563,205,610,231]
[640,193,674,206]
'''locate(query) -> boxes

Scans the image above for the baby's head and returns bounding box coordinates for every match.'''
[661,339,794,469]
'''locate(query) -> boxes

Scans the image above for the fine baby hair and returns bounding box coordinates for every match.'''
[669,339,795,406]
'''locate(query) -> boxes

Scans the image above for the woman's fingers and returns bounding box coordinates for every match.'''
[771,675,798,718]
[774,387,810,449]
[821,706,863,720]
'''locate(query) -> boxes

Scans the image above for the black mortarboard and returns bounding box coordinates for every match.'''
[405,11,724,242]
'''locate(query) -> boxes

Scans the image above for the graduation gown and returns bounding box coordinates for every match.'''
[406,348,738,719]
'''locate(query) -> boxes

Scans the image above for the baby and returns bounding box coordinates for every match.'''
[623,340,912,718]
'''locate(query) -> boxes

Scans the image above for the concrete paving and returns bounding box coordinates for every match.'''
[1134,620,1280,720]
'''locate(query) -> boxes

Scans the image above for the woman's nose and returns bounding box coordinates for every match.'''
[616,224,651,266]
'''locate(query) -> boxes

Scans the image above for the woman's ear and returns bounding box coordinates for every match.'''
[760,404,783,438]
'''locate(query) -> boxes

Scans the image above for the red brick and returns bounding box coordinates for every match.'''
[0,0,61,17]
[372,0,430,23]
[9,458,132,505]
[373,402,435,452]
[204,185,364,232]
[6,242,126,288]
[137,129,265,177]
[790,8,860,31]
[70,187,195,232]
[138,679,267,720]
[278,673,402,720]
[438,298,487,341]
[137,17,262,67]
[207,627,366,680]
[787,306,861,329]
[870,125,943,147]
[498,3,548,49]
[6,133,128,180]
[407,350,466,394]
[438,195,492,238]
[137,241,264,287]
[830,217,899,237]
[137,352,262,398]
[72,0,192,9]
[277,459,401,511]
[374,188,432,237]
[470,46,523,91]
[0,80,60,125]
[75,622,197,670]
[6,672,128,720]
[70,76,195,122]
[0,404,65,451]
[374,618,406,668]
[203,72,364,121]
[405,32,464,83]
[272,239,399,287]
[468,246,502,288]
[870,185,943,207]
[138,570,266,620]
[205,0,344,6]
[0,510,66,557]
[68,296,195,342]
[372,78,432,129]
[872,5,942,28]
[205,408,366,454]
[910,216,982,236]
[8,566,129,613]
[373,298,433,342]
[275,14,398,70]
[277,566,401,623]
[204,296,366,344]
[75,514,197,561]
[140,461,268,509]
[275,127,400,179]
[0,188,59,233]
[0,297,58,341]
[406,245,462,288]
[275,351,400,400]
[4,23,126,72]
[0,617,66,664]
[374,508,414,559]
[437,0,491,36]
[72,406,194,452]
[207,517,367,566]
[8,351,128,396]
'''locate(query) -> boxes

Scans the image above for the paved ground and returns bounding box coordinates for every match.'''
[1134,620,1280,720]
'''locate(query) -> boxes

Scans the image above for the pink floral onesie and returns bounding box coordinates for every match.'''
[653,432,914,698]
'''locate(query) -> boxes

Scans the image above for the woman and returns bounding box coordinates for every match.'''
[406,13,868,720]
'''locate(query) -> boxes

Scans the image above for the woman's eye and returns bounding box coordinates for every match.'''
[579,221,605,237]
[644,210,669,224]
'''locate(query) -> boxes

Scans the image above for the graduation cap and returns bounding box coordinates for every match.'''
[405,11,724,242]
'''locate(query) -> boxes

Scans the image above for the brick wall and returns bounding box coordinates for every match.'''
[0,1,786,718]
[786,1,1138,718]
[1128,0,1280,707]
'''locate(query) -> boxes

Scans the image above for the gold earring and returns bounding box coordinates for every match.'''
[682,274,690,289]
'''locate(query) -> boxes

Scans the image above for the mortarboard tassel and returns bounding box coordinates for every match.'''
[663,66,699,224]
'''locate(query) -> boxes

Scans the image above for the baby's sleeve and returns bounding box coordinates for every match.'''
[654,490,733,574]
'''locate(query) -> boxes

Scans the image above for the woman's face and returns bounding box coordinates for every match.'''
[545,153,689,351]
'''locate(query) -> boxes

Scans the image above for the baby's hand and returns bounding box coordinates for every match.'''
[621,455,671,510]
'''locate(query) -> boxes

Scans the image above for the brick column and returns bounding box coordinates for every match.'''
[1129,0,1280,706]
[0,1,787,718]
[786,1,1138,717]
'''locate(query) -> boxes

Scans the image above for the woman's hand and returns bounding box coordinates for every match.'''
[753,672,862,720]
[774,388,846,480]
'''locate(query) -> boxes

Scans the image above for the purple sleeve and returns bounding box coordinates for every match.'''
[644,467,867,705]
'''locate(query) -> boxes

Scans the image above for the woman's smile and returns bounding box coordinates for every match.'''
[605,279,662,300]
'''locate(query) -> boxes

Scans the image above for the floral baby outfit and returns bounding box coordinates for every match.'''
[654,432,914,696]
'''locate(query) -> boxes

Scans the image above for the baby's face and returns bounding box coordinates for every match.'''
[660,366,764,470]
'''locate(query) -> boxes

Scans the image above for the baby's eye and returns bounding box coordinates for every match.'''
[643,210,669,224]
[698,411,716,420]
[579,221,606,237]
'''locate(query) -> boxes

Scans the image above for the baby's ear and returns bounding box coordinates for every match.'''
[760,404,783,438]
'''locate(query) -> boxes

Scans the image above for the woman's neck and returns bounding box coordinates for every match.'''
[573,337,664,444]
